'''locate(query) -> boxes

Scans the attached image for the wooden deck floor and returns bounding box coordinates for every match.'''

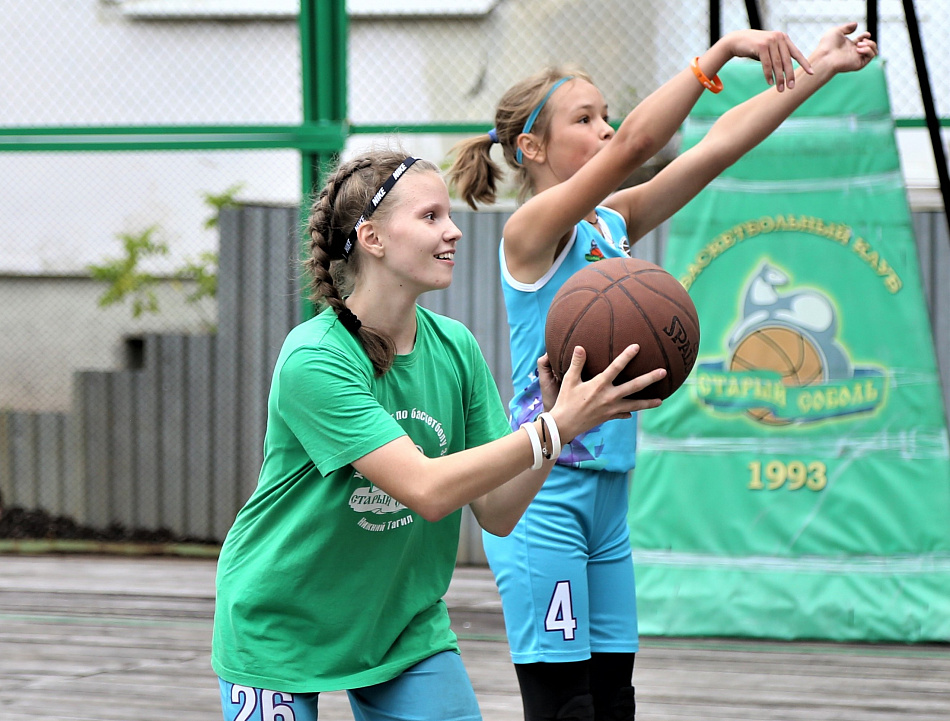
[1,553,948,720]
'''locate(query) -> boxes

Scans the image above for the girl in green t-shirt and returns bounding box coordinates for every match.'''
[211,149,668,721]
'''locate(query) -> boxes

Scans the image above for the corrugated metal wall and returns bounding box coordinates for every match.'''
[0,205,301,543]
[0,205,947,562]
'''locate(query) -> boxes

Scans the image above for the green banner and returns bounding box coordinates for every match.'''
[630,59,950,641]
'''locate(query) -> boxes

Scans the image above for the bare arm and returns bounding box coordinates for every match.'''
[466,349,582,533]
[503,30,812,282]
[606,22,877,242]
[352,345,666,536]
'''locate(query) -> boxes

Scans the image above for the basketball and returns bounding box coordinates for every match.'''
[545,257,700,400]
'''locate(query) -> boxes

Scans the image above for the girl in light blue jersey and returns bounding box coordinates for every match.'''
[448,24,876,721]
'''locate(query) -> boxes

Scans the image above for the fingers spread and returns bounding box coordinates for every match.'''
[601,344,641,383]
[614,367,668,398]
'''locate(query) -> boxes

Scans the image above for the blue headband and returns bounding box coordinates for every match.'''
[516,76,574,165]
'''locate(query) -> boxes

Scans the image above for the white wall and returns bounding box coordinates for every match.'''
[0,0,302,275]
[0,276,214,412]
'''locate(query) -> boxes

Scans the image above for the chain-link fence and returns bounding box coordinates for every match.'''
[348,0,947,124]
[1,0,947,546]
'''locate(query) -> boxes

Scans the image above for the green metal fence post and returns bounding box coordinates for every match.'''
[299,0,349,320]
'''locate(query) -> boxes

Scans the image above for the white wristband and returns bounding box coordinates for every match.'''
[520,421,543,470]
[538,412,562,461]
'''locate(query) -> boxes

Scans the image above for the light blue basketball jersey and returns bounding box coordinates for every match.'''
[500,206,638,471]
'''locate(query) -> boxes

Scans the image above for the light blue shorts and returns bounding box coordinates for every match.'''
[219,651,481,721]
[482,465,638,664]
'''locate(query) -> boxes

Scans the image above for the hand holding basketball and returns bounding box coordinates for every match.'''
[543,343,667,443]
[536,352,560,416]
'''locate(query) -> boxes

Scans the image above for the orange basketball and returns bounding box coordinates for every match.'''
[545,257,700,400]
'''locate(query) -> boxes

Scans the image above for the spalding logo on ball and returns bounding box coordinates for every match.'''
[545,257,700,400]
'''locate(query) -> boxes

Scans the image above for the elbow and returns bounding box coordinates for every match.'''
[616,126,661,165]
[417,506,453,524]
[610,122,668,166]
[408,488,457,524]
[474,508,519,538]
[483,520,516,538]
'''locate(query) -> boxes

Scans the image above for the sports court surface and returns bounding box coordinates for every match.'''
[1,553,948,720]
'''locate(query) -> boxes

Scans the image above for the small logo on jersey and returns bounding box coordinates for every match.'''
[584,238,605,263]
[348,404,451,532]
[349,478,406,515]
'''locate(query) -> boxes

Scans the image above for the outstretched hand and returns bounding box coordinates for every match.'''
[815,22,878,73]
[545,345,666,443]
[726,29,813,91]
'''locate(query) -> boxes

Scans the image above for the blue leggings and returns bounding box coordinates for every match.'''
[219,651,481,721]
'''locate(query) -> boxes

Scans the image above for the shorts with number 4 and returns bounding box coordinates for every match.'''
[482,465,638,664]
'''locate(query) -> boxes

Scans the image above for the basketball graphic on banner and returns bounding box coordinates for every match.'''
[729,325,824,424]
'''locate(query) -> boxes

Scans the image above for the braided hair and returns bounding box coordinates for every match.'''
[303,150,440,376]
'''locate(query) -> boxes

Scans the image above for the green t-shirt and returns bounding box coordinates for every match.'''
[211,305,512,692]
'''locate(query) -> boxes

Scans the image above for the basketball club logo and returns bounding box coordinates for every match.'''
[348,406,450,531]
[696,260,887,424]
[349,471,414,532]
[583,229,630,262]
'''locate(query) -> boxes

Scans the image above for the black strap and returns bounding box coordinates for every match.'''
[343,157,418,260]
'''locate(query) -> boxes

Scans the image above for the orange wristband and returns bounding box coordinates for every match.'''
[690,57,723,93]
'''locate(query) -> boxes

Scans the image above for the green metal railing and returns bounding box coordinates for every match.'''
[0,0,944,312]
[0,1,352,322]
[299,0,348,194]
[0,125,346,152]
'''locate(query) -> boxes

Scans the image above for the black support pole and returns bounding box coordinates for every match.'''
[745,0,762,31]
[903,0,950,233]
[867,0,878,43]
[710,0,720,46]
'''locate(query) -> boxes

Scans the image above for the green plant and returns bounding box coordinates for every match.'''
[175,250,218,304]
[88,184,244,319]
[201,183,244,229]
[87,225,168,318]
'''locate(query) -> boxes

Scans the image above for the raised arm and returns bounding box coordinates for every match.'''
[503,30,813,281]
[609,28,814,168]
[606,22,877,242]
